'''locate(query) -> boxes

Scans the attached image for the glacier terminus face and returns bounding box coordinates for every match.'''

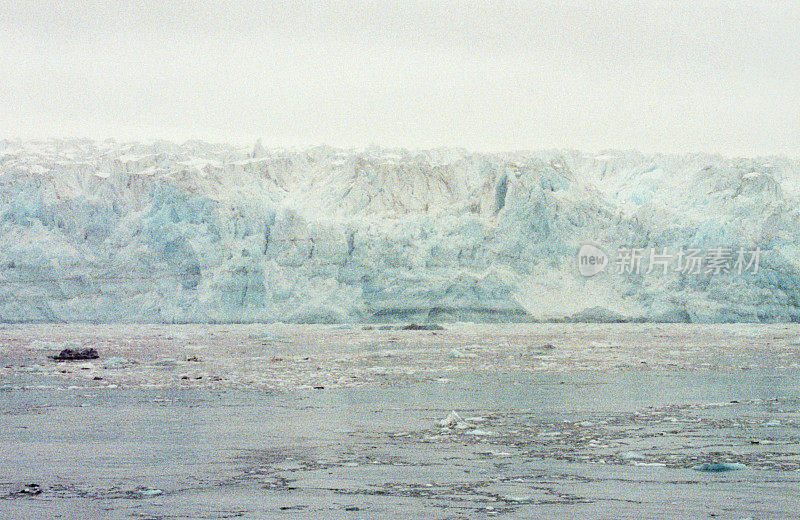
[1,138,798,324]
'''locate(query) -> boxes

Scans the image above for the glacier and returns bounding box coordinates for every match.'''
[0,138,799,324]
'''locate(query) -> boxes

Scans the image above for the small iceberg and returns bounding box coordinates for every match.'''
[448,348,478,359]
[437,411,462,428]
[467,429,497,436]
[102,357,132,370]
[128,486,163,498]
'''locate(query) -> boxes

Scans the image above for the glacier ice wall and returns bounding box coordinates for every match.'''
[1,138,799,323]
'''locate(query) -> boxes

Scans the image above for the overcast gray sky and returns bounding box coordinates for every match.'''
[1,0,798,155]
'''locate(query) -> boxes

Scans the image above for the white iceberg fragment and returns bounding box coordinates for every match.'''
[467,429,497,436]
[438,411,462,428]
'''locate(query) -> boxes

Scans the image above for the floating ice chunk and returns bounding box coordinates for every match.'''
[437,411,462,428]
[129,486,163,498]
[151,359,178,368]
[102,357,132,369]
[623,451,645,460]
[448,348,478,359]
[477,450,511,458]
[467,429,497,436]
[503,494,533,502]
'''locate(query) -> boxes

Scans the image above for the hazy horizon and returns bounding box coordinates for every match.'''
[2,1,799,156]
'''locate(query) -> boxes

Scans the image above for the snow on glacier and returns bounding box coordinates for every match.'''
[0,138,798,323]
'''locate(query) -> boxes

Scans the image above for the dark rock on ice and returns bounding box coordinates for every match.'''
[402,323,445,330]
[692,462,746,472]
[50,347,99,361]
[18,483,42,495]
[21,486,41,496]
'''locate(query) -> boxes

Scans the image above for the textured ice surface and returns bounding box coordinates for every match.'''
[1,139,799,323]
